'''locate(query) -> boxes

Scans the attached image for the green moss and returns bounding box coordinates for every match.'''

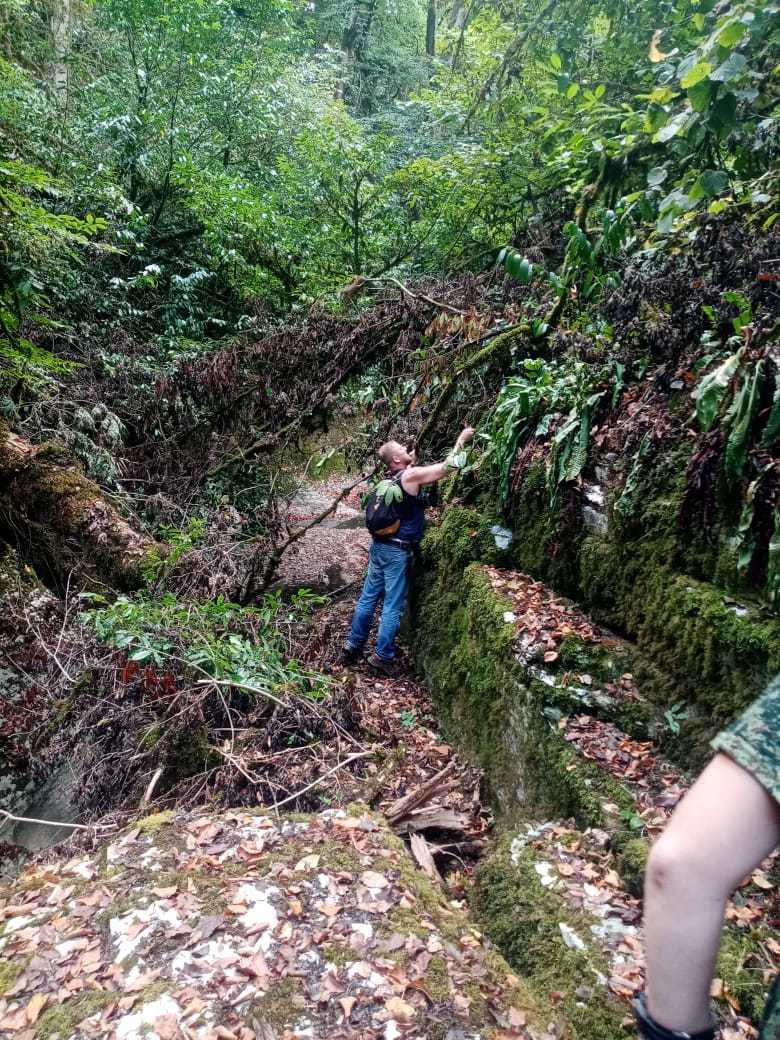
[136,810,174,833]
[0,956,27,995]
[36,991,114,1039]
[473,838,627,1040]
[244,978,302,1032]
[409,560,636,835]
[424,955,451,1002]
[716,927,771,1023]
[615,838,649,897]
[321,942,353,967]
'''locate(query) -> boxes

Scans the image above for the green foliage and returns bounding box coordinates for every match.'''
[483,358,608,503]
[78,589,329,699]
[663,701,690,736]
[374,478,403,506]
[142,518,208,583]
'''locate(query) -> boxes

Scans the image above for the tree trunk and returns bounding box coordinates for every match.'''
[47,0,71,106]
[449,0,466,29]
[0,425,162,592]
[426,0,436,56]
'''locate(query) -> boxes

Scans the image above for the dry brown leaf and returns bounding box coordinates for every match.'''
[154,1015,181,1039]
[25,994,48,1025]
[339,996,356,1019]
[360,870,389,890]
[385,996,416,1022]
[294,855,321,872]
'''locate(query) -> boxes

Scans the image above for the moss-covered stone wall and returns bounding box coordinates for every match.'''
[416,498,780,765]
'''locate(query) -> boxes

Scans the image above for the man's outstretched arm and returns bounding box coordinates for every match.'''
[403,427,474,492]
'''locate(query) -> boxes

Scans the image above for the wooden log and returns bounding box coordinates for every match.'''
[410,833,443,884]
[386,760,457,824]
[393,805,471,834]
[0,423,162,591]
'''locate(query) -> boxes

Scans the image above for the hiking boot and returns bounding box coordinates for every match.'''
[341,644,363,666]
[633,995,715,1040]
[367,652,399,677]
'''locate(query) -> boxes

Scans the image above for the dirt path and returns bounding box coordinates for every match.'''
[277,474,491,890]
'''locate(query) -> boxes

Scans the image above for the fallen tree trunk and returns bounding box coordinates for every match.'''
[0,424,162,591]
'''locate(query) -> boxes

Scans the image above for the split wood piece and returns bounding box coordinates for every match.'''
[385,760,457,824]
[394,805,472,834]
[0,423,162,591]
[410,832,443,884]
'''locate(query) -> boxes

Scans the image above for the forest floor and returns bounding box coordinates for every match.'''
[275,471,492,896]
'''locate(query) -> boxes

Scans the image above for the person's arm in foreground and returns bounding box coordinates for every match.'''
[402,426,474,491]
[640,751,780,1037]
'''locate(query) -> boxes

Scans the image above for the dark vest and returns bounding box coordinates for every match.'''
[394,474,427,542]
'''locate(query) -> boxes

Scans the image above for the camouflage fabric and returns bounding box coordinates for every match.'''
[710,674,780,804]
[760,974,779,1040]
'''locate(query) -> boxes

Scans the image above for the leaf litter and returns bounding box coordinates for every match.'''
[0,809,534,1040]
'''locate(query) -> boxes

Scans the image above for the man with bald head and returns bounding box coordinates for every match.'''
[343,426,474,675]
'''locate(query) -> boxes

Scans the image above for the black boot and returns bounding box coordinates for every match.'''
[634,995,715,1040]
[340,643,363,665]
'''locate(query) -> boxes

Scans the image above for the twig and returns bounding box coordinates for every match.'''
[249,464,379,597]
[0,809,113,832]
[386,759,457,823]
[196,677,289,709]
[363,276,467,315]
[415,322,530,450]
[140,767,164,809]
[266,751,372,812]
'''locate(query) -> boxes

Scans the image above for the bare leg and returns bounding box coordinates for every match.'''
[644,752,780,1033]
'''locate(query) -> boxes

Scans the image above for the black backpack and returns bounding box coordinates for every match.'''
[365,476,404,537]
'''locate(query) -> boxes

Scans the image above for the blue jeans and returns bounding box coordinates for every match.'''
[347,542,410,660]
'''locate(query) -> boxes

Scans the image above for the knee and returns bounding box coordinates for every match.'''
[645,835,691,897]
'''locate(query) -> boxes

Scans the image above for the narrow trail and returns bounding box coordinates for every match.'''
[276,472,491,891]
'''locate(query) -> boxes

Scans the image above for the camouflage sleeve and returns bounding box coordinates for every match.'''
[759,975,779,1040]
[710,674,780,805]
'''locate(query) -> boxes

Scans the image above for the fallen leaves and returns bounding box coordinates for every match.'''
[0,807,537,1040]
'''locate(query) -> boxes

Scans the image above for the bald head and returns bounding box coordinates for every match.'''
[379,440,413,471]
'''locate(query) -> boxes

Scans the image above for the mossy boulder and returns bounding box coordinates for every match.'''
[0,807,543,1039]
[410,555,649,837]
[417,503,780,768]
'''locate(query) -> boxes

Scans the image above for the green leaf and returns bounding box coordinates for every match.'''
[694,352,741,431]
[550,52,562,71]
[687,79,713,112]
[718,19,747,47]
[647,166,668,187]
[711,93,738,134]
[566,82,580,99]
[655,110,690,143]
[698,169,730,197]
[594,84,605,99]
[680,61,713,89]
[710,52,748,83]
[505,253,533,284]
[761,380,780,446]
[725,361,763,481]
[644,104,669,134]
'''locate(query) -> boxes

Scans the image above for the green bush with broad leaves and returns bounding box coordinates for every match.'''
[78,589,329,701]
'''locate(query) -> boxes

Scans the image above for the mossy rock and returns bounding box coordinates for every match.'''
[615,837,649,897]
[473,836,629,1040]
[410,559,641,837]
